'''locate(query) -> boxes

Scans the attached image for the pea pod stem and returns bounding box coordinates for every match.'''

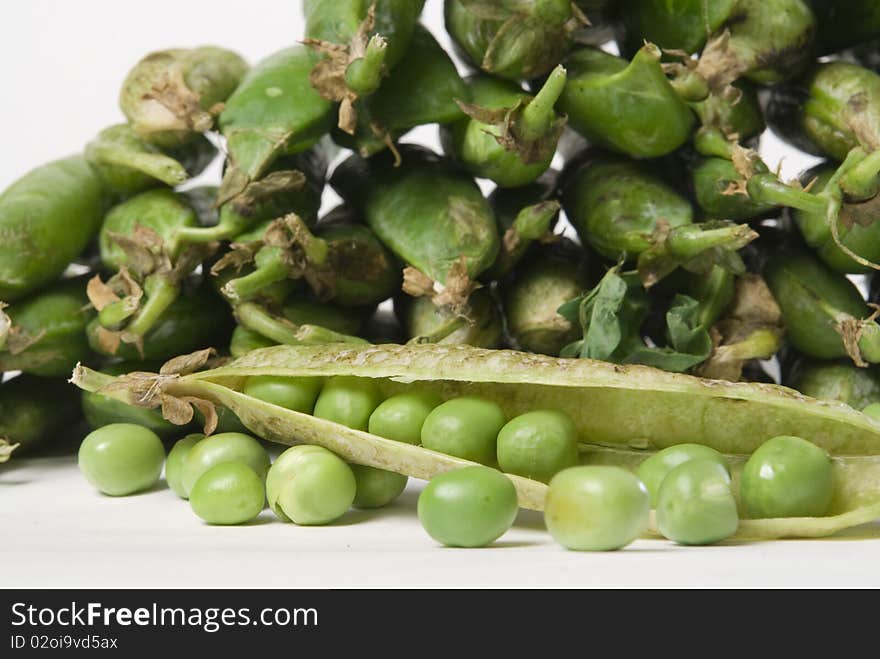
[222,248,291,303]
[517,65,567,143]
[746,174,828,215]
[665,224,756,259]
[344,35,388,97]
[487,200,560,279]
[234,302,366,347]
[124,275,180,338]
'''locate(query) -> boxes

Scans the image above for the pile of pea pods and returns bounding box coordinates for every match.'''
[6,0,880,549]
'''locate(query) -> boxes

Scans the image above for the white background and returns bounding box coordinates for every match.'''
[3,1,879,588]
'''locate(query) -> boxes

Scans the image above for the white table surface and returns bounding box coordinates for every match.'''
[4,453,880,589]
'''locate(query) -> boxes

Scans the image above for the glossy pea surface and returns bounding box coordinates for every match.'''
[165,434,203,499]
[544,466,649,551]
[351,465,408,509]
[417,466,518,548]
[741,435,833,519]
[496,410,579,483]
[656,460,739,546]
[78,424,165,496]
[420,397,506,465]
[189,462,265,525]
[181,433,270,498]
[243,375,323,414]
[313,376,384,431]
[272,445,356,525]
[368,391,442,444]
[637,444,728,506]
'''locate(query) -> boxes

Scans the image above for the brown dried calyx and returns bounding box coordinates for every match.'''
[697,275,785,381]
[73,349,224,435]
[455,99,566,166]
[0,438,19,464]
[402,256,480,315]
[0,301,45,356]
[303,2,385,135]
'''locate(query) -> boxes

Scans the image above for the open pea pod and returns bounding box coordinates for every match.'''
[440,66,567,188]
[0,155,107,302]
[303,0,425,133]
[217,46,335,195]
[559,44,695,159]
[333,23,468,159]
[810,0,880,55]
[331,146,499,310]
[0,276,95,377]
[71,343,880,537]
[444,0,582,81]
[120,46,248,148]
[85,124,216,198]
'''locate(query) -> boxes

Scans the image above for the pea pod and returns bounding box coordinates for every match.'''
[692,0,815,90]
[120,46,248,148]
[71,343,880,538]
[1,375,83,457]
[484,171,560,279]
[444,0,582,81]
[616,0,738,57]
[84,124,216,197]
[230,326,278,358]
[217,46,335,194]
[303,0,425,133]
[764,247,880,366]
[0,277,94,377]
[501,240,591,356]
[331,146,499,309]
[215,206,400,308]
[0,155,106,302]
[690,81,765,143]
[560,152,757,286]
[396,288,502,348]
[559,44,695,159]
[86,281,233,361]
[333,24,468,158]
[810,0,880,55]
[441,66,566,188]
[89,188,212,350]
[788,358,880,411]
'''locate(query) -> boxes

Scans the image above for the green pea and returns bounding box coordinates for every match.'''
[270,445,356,525]
[368,392,442,444]
[863,403,880,420]
[417,466,518,548]
[189,462,265,526]
[496,410,579,483]
[544,466,649,551]
[181,433,270,498]
[741,435,834,519]
[656,460,739,545]
[351,465,408,509]
[242,375,324,414]
[78,424,165,497]
[637,444,728,506]
[165,434,203,499]
[313,376,384,431]
[420,397,506,465]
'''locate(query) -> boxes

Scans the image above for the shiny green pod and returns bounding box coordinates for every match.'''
[763,248,880,365]
[0,277,94,377]
[218,46,335,191]
[444,0,580,80]
[441,66,566,188]
[616,0,737,57]
[0,155,106,302]
[331,147,499,300]
[120,46,248,148]
[559,45,695,159]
